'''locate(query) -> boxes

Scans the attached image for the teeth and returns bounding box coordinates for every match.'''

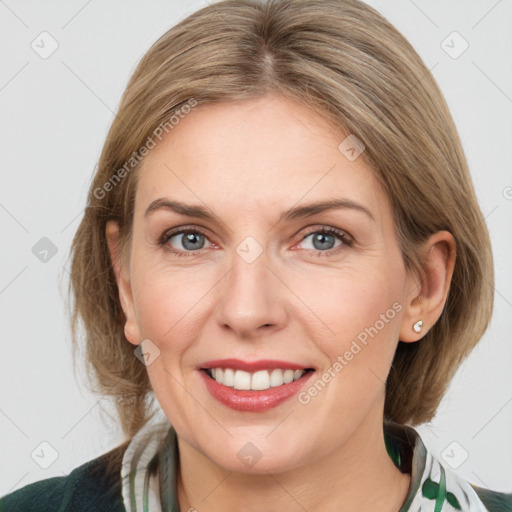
[283,369,294,384]
[223,368,235,387]
[251,370,270,390]
[209,368,307,390]
[234,370,251,390]
[269,369,284,387]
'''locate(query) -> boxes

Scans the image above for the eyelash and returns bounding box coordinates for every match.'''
[159,226,353,258]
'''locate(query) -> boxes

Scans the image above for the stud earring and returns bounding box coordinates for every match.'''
[413,320,423,333]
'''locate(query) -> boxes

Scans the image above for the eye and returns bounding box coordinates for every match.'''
[296,227,352,256]
[160,227,212,256]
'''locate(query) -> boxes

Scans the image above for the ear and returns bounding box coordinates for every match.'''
[399,230,456,342]
[105,220,141,346]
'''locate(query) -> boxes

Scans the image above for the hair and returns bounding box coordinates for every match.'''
[69,0,493,441]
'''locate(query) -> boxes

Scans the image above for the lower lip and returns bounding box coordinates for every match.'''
[199,370,314,412]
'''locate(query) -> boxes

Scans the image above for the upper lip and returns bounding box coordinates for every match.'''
[198,358,315,372]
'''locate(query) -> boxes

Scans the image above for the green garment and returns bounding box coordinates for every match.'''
[1,422,510,511]
[0,442,126,512]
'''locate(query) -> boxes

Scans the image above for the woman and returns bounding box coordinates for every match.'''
[1,0,510,510]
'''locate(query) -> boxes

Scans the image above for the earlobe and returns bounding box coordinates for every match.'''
[105,220,141,346]
[399,231,456,343]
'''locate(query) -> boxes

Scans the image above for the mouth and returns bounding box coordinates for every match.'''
[197,358,316,412]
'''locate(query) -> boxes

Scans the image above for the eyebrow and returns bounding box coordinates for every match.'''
[144,198,375,222]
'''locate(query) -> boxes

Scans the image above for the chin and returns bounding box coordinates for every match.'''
[199,437,308,475]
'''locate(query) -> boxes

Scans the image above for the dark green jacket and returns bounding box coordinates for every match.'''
[0,443,127,512]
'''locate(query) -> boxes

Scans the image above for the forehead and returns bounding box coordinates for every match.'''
[133,94,389,223]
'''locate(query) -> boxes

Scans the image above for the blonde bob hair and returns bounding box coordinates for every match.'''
[69,0,493,439]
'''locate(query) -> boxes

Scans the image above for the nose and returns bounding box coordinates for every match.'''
[215,244,286,340]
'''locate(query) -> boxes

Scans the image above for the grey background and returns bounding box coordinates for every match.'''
[1,0,511,496]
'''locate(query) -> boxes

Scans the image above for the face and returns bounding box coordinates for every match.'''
[112,94,420,474]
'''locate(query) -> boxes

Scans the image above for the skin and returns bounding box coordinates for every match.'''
[106,93,456,512]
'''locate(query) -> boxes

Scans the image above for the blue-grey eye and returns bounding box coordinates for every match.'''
[300,230,343,251]
[167,230,210,251]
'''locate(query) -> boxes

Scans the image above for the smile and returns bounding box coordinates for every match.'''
[198,359,316,412]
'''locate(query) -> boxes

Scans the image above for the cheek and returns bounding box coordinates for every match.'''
[292,262,404,368]
[130,261,212,351]
[130,266,209,421]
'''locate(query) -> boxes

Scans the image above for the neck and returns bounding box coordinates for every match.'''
[174,418,411,512]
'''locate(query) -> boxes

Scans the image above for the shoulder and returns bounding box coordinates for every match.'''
[0,441,129,512]
[469,484,512,512]
[384,422,512,511]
